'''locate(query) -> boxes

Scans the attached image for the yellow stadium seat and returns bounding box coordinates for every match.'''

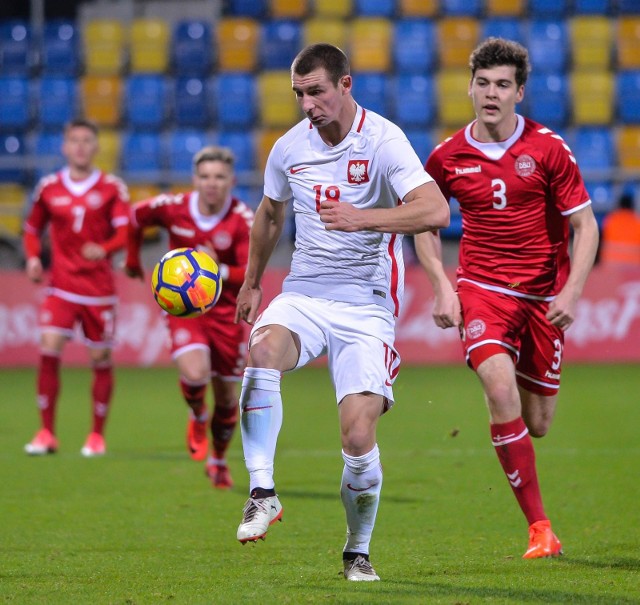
[81,76,123,127]
[617,126,640,171]
[94,128,121,174]
[83,19,126,75]
[398,0,438,17]
[314,0,352,18]
[304,18,348,49]
[257,128,288,172]
[0,183,26,237]
[270,0,309,18]
[437,70,476,128]
[258,70,300,128]
[438,17,480,69]
[351,18,393,73]
[485,0,525,16]
[617,17,640,69]
[129,17,170,73]
[570,70,614,125]
[571,16,613,70]
[217,18,260,72]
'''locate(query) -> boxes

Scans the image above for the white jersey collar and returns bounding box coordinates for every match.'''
[464,114,525,160]
[61,167,101,196]
[189,191,232,231]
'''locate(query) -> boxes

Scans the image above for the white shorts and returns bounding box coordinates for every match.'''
[251,292,401,406]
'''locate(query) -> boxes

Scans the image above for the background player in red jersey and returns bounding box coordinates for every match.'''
[23,118,130,457]
[416,38,599,558]
[125,146,253,489]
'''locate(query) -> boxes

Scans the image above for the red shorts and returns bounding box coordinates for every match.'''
[40,295,117,347]
[166,312,247,380]
[457,281,564,396]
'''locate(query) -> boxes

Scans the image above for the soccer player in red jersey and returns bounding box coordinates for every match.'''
[416,38,599,558]
[23,118,130,457]
[125,146,253,489]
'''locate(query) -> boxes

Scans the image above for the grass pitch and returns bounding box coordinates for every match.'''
[1,363,638,604]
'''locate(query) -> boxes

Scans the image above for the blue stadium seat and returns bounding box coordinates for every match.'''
[0,76,31,131]
[0,20,32,75]
[573,0,612,13]
[392,74,435,129]
[37,76,78,130]
[173,76,212,128]
[405,129,434,165]
[393,20,437,74]
[482,18,526,43]
[440,0,483,16]
[353,0,395,16]
[123,74,168,130]
[352,73,390,118]
[618,0,640,13]
[41,20,79,75]
[528,0,569,17]
[227,0,268,17]
[32,131,64,180]
[171,20,214,77]
[214,73,257,129]
[166,129,210,179]
[0,134,27,182]
[524,73,569,129]
[527,20,569,73]
[232,185,261,208]
[218,130,255,175]
[260,20,302,69]
[617,70,640,124]
[120,131,164,181]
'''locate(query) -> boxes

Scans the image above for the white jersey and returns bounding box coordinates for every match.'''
[264,104,432,317]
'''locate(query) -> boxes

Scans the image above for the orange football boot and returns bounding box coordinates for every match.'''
[187,412,209,461]
[523,520,563,559]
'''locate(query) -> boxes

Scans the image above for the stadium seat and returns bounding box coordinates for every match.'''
[232,185,262,208]
[260,20,302,69]
[524,73,569,130]
[128,182,162,204]
[94,128,121,174]
[173,76,212,128]
[353,0,395,17]
[573,0,612,14]
[617,70,640,124]
[436,70,475,128]
[166,129,210,180]
[269,0,309,18]
[37,76,78,131]
[303,18,347,49]
[258,70,300,128]
[218,130,256,175]
[437,17,480,69]
[256,128,287,172]
[217,18,260,72]
[527,20,570,73]
[0,20,32,75]
[485,0,525,16]
[397,0,438,17]
[482,18,526,44]
[352,72,390,118]
[83,19,126,75]
[123,74,168,131]
[617,17,640,69]
[171,20,214,77]
[528,0,569,17]
[120,131,164,182]
[0,182,26,236]
[41,20,79,76]
[618,0,640,12]
[0,134,27,183]
[314,0,352,18]
[393,20,437,74]
[129,17,170,73]
[215,73,257,129]
[570,16,613,70]
[32,131,64,180]
[441,0,483,16]
[80,75,123,127]
[392,74,435,129]
[404,129,435,165]
[571,70,614,125]
[0,76,31,131]
[351,18,392,72]
[228,0,268,17]
[617,126,640,171]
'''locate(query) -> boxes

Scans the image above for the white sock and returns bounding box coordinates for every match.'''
[341,444,383,556]
[239,367,283,492]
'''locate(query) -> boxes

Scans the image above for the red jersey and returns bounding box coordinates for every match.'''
[426,116,591,298]
[130,191,253,321]
[24,168,130,301]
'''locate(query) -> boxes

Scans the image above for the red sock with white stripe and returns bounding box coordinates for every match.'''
[37,353,60,434]
[491,417,546,525]
[91,362,113,434]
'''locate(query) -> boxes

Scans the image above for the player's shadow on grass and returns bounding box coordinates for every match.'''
[282,488,422,504]
[557,555,640,571]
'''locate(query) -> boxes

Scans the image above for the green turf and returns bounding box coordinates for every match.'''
[1,363,638,604]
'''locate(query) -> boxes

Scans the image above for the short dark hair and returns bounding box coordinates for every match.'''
[192,145,235,172]
[64,118,99,137]
[291,43,350,86]
[469,37,531,88]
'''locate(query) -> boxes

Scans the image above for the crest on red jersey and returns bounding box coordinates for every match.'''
[347,160,370,184]
[514,154,536,177]
[86,192,103,209]
[466,319,486,340]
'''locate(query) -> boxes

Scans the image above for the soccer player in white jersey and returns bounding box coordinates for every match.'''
[23,118,130,457]
[415,38,599,559]
[233,43,449,581]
